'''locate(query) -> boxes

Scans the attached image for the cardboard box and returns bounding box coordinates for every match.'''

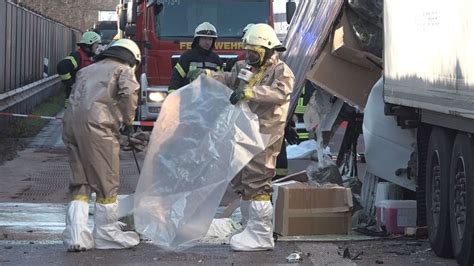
[306,10,382,110]
[331,10,383,70]
[273,182,353,236]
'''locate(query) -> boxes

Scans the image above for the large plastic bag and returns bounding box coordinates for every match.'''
[303,85,334,132]
[286,140,318,160]
[306,128,342,186]
[132,76,268,251]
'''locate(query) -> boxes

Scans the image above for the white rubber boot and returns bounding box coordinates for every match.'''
[240,200,251,228]
[230,200,274,251]
[93,201,140,249]
[62,200,95,252]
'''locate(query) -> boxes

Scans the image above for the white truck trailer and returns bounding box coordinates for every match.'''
[383,0,474,264]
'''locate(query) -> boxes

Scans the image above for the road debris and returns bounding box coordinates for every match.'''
[286,252,303,263]
[342,247,351,258]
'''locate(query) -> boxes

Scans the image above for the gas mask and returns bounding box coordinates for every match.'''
[244,44,266,68]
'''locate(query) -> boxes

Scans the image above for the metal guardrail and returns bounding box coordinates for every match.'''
[0,75,62,131]
[0,75,60,112]
[0,0,79,131]
[0,0,80,94]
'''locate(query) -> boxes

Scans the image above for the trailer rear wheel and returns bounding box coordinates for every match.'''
[449,133,474,266]
[426,128,453,257]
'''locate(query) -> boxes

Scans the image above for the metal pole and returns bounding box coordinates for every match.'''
[127,132,141,174]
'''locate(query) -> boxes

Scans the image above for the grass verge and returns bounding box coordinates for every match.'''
[0,92,64,164]
[2,92,64,137]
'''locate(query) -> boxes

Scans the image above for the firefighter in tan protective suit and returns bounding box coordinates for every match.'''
[62,39,141,251]
[189,23,295,251]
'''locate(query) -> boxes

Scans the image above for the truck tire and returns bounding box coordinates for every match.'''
[426,127,453,257]
[449,133,474,266]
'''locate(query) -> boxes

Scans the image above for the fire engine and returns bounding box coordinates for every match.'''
[117,0,275,123]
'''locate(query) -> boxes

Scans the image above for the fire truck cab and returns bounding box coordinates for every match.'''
[118,0,274,122]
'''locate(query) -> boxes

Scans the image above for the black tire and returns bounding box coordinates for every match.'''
[449,133,474,266]
[426,127,453,257]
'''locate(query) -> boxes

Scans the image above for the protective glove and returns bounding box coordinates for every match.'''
[187,69,209,82]
[120,124,134,136]
[229,89,245,105]
[284,123,299,145]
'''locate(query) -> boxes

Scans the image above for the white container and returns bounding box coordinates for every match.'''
[375,200,416,234]
[375,182,403,203]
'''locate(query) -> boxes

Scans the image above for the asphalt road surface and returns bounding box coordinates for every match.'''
[0,114,457,265]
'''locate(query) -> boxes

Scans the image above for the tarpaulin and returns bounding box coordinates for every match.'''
[132,76,268,251]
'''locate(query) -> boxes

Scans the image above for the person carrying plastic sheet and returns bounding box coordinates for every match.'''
[62,39,141,252]
[168,22,223,92]
[57,31,101,108]
[189,23,295,251]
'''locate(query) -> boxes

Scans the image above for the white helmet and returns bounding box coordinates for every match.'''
[242,23,255,38]
[194,22,218,38]
[78,31,101,45]
[243,23,285,51]
[109,39,141,63]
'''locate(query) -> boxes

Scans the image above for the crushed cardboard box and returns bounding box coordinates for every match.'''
[331,9,383,70]
[273,182,353,236]
[306,10,382,110]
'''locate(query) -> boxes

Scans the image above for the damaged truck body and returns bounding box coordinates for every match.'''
[284,0,473,264]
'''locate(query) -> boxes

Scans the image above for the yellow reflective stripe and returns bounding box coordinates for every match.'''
[175,63,186,78]
[96,196,117,204]
[65,56,78,69]
[243,88,254,99]
[243,194,271,201]
[168,89,177,93]
[295,105,306,114]
[275,168,289,176]
[298,132,309,139]
[60,73,72,80]
[297,97,304,106]
[72,195,89,202]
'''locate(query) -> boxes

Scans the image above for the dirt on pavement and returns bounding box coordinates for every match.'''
[0,137,25,165]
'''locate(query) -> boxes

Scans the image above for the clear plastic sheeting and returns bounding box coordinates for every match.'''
[133,76,268,251]
[203,218,241,243]
[281,0,344,123]
[306,129,342,186]
[303,86,335,132]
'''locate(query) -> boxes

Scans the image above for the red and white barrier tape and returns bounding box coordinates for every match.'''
[0,112,154,127]
[0,112,59,121]
[132,121,154,127]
